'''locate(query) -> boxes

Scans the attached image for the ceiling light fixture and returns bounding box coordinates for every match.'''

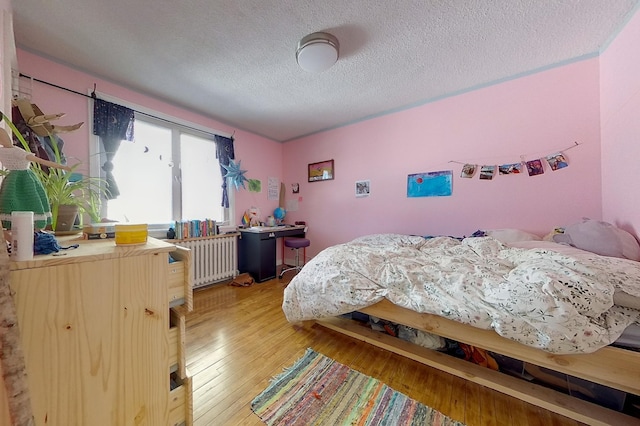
[296,32,340,73]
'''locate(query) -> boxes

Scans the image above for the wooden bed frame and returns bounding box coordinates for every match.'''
[316,299,640,426]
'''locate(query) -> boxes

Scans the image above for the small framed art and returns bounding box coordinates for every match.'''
[355,180,370,197]
[308,159,334,182]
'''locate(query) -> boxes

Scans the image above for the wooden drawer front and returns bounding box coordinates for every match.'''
[169,373,193,426]
[168,261,186,305]
[169,308,187,377]
[168,246,193,312]
[169,325,179,372]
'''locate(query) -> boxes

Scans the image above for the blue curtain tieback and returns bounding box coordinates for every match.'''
[102,161,114,172]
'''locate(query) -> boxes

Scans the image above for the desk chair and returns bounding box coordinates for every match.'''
[279,236,310,278]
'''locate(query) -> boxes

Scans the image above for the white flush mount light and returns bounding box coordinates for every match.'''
[296,32,339,73]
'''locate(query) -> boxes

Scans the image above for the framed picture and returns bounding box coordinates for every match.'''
[407,170,453,197]
[308,159,334,182]
[355,180,370,197]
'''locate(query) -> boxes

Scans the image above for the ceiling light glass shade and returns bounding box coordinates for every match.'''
[296,32,339,73]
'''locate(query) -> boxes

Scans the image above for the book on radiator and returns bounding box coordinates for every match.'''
[217,224,238,234]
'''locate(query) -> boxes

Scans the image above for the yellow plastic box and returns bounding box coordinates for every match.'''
[115,224,148,245]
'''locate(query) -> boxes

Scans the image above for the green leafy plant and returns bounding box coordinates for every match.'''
[3,113,108,230]
[32,165,107,230]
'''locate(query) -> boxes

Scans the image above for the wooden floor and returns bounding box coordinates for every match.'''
[185,275,586,426]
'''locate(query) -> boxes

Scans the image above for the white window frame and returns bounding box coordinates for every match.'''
[88,92,235,236]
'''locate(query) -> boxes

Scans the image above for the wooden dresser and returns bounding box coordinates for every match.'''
[0,237,193,425]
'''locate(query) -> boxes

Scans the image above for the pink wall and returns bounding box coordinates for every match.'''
[284,60,603,255]
[18,43,623,260]
[600,7,640,238]
[16,49,283,226]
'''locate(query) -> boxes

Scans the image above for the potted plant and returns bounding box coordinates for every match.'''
[32,165,107,232]
[2,114,108,232]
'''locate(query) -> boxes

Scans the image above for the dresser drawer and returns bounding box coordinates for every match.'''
[168,261,186,305]
[169,307,186,377]
[168,246,193,311]
[169,324,179,371]
[169,372,193,426]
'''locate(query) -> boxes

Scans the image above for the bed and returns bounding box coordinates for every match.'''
[282,231,640,425]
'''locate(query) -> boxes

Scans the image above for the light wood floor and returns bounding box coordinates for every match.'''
[185,275,586,426]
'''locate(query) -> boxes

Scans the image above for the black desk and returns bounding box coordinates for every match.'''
[238,225,306,282]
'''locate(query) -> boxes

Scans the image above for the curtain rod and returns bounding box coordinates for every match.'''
[18,72,233,140]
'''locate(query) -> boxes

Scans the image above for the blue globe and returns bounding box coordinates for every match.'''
[274,207,286,221]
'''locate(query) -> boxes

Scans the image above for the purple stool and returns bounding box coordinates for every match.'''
[279,237,310,278]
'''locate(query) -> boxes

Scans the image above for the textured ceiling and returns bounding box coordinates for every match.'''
[11,0,639,142]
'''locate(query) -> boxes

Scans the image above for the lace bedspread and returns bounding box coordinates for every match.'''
[282,234,640,354]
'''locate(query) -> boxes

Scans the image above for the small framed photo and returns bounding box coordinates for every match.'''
[355,180,370,197]
[308,159,334,182]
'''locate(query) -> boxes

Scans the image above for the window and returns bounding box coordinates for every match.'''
[94,111,232,228]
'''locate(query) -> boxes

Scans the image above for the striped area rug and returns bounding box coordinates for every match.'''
[251,348,465,425]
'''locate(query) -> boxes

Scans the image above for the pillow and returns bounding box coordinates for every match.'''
[552,218,640,261]
[485,229,542,244]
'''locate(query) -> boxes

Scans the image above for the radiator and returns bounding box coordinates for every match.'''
[177,234,238,288]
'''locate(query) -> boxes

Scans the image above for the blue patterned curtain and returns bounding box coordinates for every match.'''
[214,135,235,208]
[93,99,134,199]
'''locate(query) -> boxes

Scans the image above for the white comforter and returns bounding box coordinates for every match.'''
[282,234,640,354]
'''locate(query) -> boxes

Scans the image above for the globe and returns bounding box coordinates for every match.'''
[274,207,286,221]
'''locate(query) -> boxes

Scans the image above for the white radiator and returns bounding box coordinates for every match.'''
[178,234,238,288]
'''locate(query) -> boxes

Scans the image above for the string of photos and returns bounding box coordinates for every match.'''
[407,142,581,198]
[453,141,580,180]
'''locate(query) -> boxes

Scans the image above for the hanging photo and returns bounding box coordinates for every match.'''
[460,164,477,178]
[479,165,496,180]
[355,180,370,197]
[407,170,452,197]
[308,159,334,182]
[499,163,523,175]
[267,177,278,199]
[526,159,545,176]
[546,152,569,171]
[248,179,261,192]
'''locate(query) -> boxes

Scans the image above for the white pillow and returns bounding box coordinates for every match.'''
[485,229,542,244]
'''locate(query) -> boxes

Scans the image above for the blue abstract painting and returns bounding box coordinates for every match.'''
[407,170,453,197]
